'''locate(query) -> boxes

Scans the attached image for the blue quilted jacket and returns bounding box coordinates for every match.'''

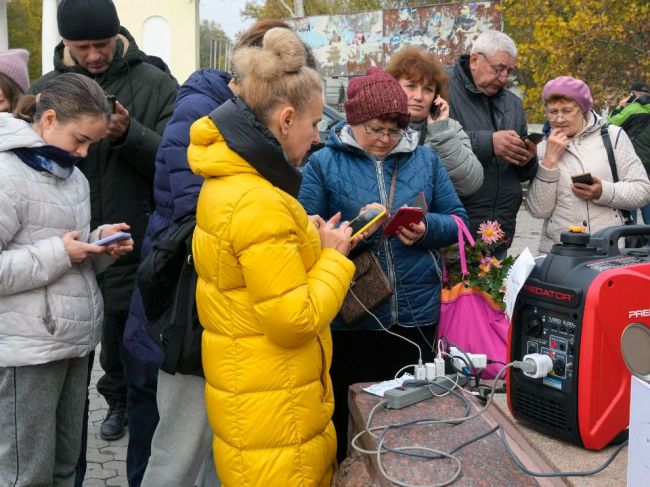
[299,123,468,331]
[123,69,233,366]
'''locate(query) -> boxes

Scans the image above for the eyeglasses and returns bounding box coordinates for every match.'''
[546,108,582,121]
[363,124,403,141]
[477,52,516,82]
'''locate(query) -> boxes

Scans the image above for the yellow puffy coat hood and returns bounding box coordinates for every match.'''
[189,100,355,487]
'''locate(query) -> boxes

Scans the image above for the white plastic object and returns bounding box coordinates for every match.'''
[415,364,426,380]
[522,353,554,378]
[434,357,445,378]
[468,353,487,369]
[425,363,436,380]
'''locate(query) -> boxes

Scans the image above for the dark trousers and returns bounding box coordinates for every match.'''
[330,325,437,463]
[97,311,129,407]
[124,349,159,487]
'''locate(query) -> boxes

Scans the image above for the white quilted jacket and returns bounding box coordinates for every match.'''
[526,112,650,253]
[0,114,113,366]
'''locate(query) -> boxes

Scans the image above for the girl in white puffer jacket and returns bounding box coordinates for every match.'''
[0,74,133,486]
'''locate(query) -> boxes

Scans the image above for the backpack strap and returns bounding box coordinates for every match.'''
[601,124,632,223]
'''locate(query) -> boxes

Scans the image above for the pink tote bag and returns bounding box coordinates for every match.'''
[437,216,510,379]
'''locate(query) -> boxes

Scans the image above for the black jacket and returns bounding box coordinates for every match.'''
[448,55,537,244]
[31,27,178,311]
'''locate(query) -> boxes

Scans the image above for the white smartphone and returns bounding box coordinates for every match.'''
[94,232,131,246]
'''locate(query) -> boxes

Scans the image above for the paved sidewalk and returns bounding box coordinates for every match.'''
[84,355,128,486]
[509,207,543,257]
[82,209,544,486]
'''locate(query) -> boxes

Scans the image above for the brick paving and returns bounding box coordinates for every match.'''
[83,209,545,485]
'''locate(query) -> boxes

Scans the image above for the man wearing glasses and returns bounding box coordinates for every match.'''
[448,30,537,258]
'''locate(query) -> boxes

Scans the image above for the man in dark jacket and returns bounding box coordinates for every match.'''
[448,30,537,256]
[31,0,178,484]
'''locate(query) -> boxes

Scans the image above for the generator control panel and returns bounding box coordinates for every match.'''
[517,306,579,393]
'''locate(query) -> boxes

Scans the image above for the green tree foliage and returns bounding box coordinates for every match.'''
[7,0,42,82]
[503,0,650,121]
[199,20,231,70]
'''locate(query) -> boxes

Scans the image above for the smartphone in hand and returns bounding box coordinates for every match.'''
[349,208,387,241]
[430,93,440,118]
[105,94,116,113]
[383,207,425,236]
[571,173,594,185]
[521,133,544,144]
[94,232,131,246]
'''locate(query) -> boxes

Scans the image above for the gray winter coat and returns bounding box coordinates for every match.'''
[421,118,484,196]
[0,114,114,366]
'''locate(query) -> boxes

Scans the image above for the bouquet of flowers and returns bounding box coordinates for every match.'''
[441,220,515,309]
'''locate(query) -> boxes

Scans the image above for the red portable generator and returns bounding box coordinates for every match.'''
[507,225,650,450]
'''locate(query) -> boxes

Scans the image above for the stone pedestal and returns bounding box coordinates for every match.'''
[333,383,627,486]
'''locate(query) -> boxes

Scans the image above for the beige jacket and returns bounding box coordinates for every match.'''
[526,112,650,253]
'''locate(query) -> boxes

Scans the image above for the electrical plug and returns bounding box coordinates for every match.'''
[518,353,554,379]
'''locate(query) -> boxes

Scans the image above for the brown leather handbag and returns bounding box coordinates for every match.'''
[339,165,399,325]
[339,250,394,324]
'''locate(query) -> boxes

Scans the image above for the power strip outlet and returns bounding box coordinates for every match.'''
[384,374,467,409]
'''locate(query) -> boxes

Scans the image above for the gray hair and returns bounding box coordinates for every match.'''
[470,30,518,59]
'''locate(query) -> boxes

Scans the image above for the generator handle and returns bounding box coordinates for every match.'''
[592,224,650,256]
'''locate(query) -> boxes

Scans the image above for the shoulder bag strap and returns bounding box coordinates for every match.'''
[601,124,618,181]
[601,124,632,223]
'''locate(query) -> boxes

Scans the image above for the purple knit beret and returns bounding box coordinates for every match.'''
[344,67,409,125]
[542,76,593,113]
[0,49,30,93]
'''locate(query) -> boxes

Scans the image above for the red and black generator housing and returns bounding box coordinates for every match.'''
[507,226,650,450]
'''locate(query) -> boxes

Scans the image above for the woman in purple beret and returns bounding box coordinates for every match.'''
[526,76,650,253]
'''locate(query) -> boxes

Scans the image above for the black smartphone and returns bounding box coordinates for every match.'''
[521,133,544,144]
[571,172,594,185]
[106,94,116,113]
[430,93,439,118]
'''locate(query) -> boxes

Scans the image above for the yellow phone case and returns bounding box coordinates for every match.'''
[350,209,387,240]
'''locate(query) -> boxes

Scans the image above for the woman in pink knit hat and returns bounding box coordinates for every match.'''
[0,48,30,112]
[526,75,650,252]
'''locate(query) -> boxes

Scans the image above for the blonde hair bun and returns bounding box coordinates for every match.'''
[234,27,306,82]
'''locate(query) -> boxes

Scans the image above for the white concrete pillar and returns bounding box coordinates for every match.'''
[0,0,10,52]
[41,0,60,74]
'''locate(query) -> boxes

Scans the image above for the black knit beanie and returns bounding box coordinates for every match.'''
[57,0,120,41]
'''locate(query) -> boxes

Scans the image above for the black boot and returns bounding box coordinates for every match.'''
[100,402,128,441]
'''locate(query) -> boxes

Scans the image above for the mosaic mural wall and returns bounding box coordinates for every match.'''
[289,2,501,77]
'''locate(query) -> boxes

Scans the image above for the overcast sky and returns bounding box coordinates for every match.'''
[200,0,254,40]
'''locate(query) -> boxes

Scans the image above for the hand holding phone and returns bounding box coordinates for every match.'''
[521,133,544,145]
[94,232,131,246]
[349,207,387,241]
[105,94,116,114]
[383,207,425,236]
[571,173,594,185]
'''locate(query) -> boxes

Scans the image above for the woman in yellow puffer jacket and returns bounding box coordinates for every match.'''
[188,28,357,487]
